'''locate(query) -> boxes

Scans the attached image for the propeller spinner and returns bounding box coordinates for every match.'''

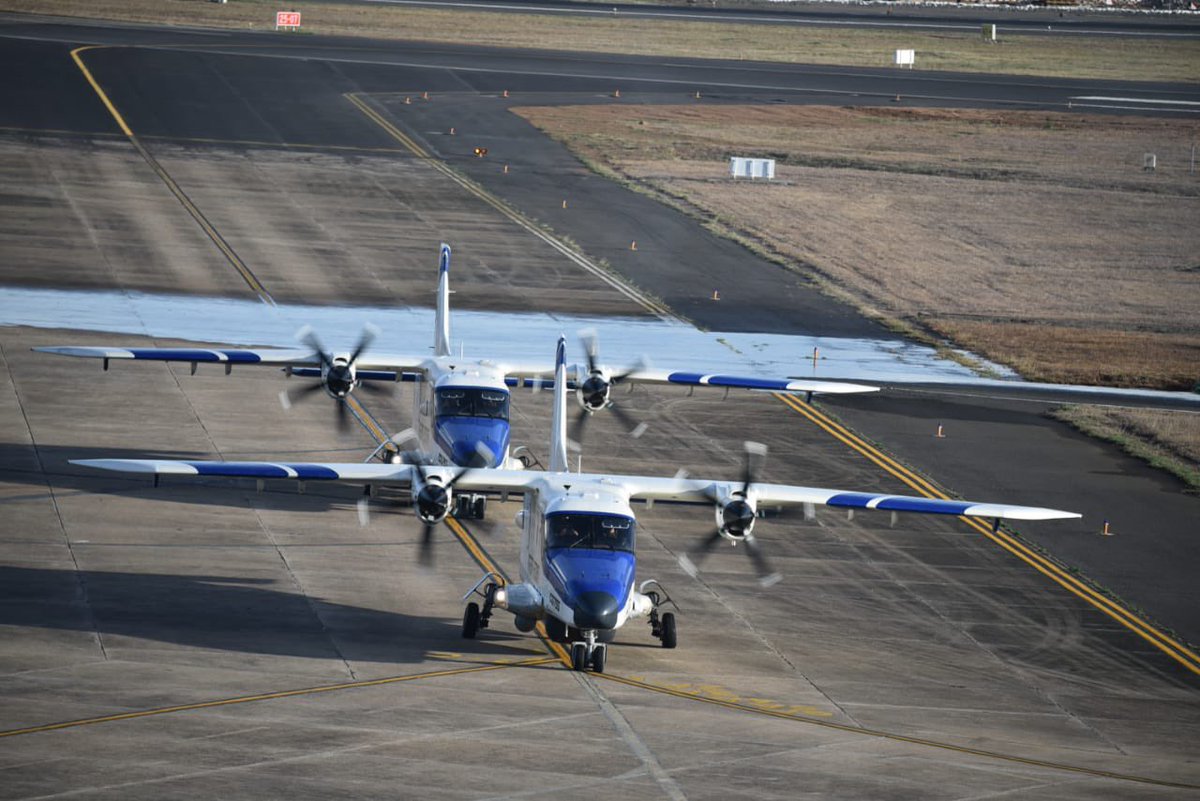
[570,329,648,448]
[280,324,386,432]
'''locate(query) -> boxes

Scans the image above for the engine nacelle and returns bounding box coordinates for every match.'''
[414,479,451,525]
[575,368,612,413]
[716,495,757,541]
[323,356,357,398]
[492,583,544,619]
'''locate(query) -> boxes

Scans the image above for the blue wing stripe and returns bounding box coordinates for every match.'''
[123,349,263,363]
[188,462,289,478]
[826,492,974,516]
[825,492,877,509]
[290,464,341,480]
[666,372,792,391]
[876,497,973,515]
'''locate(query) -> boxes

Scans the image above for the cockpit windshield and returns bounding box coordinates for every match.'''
[435,387,510,420]
[546,513,636,553]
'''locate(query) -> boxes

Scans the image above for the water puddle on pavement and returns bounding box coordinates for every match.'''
[0,286,1006,384]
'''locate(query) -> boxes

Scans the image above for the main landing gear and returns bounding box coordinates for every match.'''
[454,493,487,520]
[461,573,502,639]
[642,579,678,649]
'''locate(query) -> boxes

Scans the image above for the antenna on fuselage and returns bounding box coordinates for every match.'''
[434,243,452,358]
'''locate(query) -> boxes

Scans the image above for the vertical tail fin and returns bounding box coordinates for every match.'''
[549,335,570,473]
[434,243,452,357]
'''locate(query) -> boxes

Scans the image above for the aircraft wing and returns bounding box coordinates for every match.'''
[35,346,429,376]
[73,460,1078,522]
[610,475,1080,521]
[500,363,878,396]
[71,459,538,491]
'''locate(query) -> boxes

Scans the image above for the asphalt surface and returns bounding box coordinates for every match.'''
[1,12,1199,799]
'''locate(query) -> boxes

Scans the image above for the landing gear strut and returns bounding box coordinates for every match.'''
[454,493,487,520]
[570,629,606,673]
[461,573,502,639]
[642,579,679,649]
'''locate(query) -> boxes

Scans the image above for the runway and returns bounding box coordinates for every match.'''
[1,12,1198,799]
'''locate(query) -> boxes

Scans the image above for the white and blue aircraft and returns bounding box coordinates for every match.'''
[72,336,1081,673]
[36,244,879,518]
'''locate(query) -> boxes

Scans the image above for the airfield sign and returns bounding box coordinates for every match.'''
[275,11,302,30]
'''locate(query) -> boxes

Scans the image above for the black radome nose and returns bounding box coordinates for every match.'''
[574,591,619,630]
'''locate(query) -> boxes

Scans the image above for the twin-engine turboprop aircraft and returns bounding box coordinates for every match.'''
[36,244,878,518]
[72,336,1081,673]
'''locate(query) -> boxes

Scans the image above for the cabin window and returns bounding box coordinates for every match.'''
[546,513,635,552]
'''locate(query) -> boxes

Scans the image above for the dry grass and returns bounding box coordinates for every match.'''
[1053,406,1200,490]
[514,104,1200,390]
[3,0,1198,83]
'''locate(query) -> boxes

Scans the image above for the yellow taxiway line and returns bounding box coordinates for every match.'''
[0,656,554,740]
[69,46,275,306]
[774,392,1200,677]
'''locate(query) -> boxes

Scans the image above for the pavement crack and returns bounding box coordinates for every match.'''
[0,340,108,663]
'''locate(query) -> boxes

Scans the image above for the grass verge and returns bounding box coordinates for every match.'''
[2,0,1197,83]
[1052,406,1200,491]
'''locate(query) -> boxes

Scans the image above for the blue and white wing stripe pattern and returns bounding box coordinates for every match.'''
[35,346,316,365]
[73,459,412,482]
[649,370,876,395]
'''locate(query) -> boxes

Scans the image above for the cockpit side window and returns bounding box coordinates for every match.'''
[546,513,635,552]
[436,387,510,420]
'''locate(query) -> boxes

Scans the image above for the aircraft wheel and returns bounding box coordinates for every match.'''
[472,496,486,519]
[570,643,587,672]
[659,612,676,649]
[590,645,607,674]
[462,602,481,639]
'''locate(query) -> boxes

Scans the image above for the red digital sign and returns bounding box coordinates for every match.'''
[275,11,302,28]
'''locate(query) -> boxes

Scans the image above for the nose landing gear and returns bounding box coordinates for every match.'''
[570,629,606,673]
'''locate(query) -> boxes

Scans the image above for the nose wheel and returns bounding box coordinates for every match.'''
[569,630,606,673]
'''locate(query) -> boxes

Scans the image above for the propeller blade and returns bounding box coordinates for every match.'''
[347,323,379,366]
[608,402,647,439]
[569,408,589,452]
[579,328,599,374]
[279,381,327,411]
[358,380,390,397]
[356,496,370,527]
[678,530,723,577]
[612,354,648,384]
[742,441,767,496]
[336,399,350,433]
[419,522,435,567]
[744,534,782,587]
[297,326,334,370]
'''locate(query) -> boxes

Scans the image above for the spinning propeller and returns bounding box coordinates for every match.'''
[678,441,782,587]
[280,324,386,432]
[570,329,647,448]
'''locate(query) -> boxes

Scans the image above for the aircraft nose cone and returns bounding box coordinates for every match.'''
[452,441,493,468]
[573,590,619,630]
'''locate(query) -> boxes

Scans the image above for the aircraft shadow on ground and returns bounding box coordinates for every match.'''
[0,565,535,664]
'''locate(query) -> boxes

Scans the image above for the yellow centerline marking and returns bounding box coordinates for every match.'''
[443,516,572,666]
[0,657,554,740]
[596,672,1199,790]
[774,393,1200,676]
[343,91,676,321]
[68,45,275,306]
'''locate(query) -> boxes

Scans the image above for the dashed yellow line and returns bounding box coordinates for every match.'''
[68,46,275,306]
[774,392,1200,677]
[596,672,1200,790]
[0,656,553,740]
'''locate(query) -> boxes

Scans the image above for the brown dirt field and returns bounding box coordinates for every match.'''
[3,0,1198,83]
[514,105,1200,390]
